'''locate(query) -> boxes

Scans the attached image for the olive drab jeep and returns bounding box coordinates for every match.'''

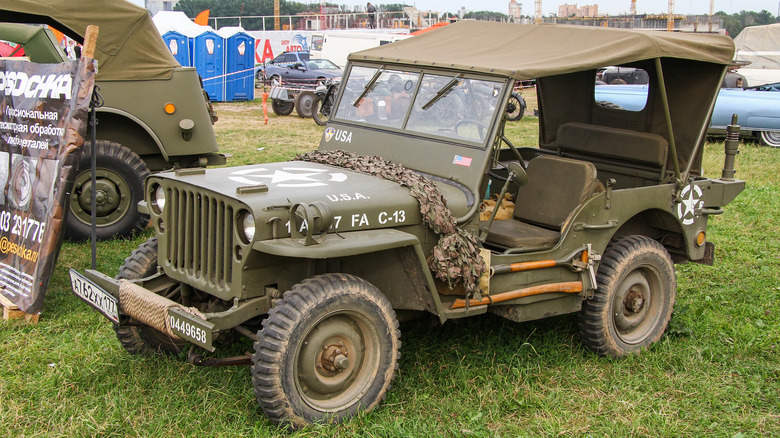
[70,22,745,427]
[0,0,225,240]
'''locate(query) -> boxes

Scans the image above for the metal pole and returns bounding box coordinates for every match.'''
[654,58,681,184]
[83,25,99,270]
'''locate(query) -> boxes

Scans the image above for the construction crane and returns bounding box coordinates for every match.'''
[666,0,674,32]
[535,0,542,24]
[630,0,636,16]
[274,0,280,30]
[709,0,714,32]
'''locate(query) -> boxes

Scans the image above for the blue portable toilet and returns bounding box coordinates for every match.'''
[161,30,190,66]
[191,30,225,101]
[218,27,255,102]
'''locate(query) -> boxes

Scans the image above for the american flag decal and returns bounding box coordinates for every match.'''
[453,155,472,167]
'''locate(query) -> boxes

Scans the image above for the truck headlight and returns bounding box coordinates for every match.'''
[150,184,166,214]
[239,211,256,243]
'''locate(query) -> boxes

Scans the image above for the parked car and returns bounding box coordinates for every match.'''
[596,66,650,85]
[257,51,342,87]
[594,84,780,147]
[0,0,225,240]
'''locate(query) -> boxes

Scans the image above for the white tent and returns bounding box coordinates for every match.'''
[152,11,213,37]
[216,26,248,38]
[734,23,780,87]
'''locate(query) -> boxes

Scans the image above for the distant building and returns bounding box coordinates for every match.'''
[558,3,599,18]
[146,0,180,15]
[559,4,578,17]
[458,6,469,19]
[508,0,522,19]
[579,4,598,17]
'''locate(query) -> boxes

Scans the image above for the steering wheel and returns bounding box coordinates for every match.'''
[455,119,490,139]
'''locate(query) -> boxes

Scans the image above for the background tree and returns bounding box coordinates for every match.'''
[463,10,509,22]
[716,10,778,37]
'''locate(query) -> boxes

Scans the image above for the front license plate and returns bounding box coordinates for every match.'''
[69,269,119,323]
[168,307,215,352]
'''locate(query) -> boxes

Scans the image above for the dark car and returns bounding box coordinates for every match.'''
[257,51,342,87]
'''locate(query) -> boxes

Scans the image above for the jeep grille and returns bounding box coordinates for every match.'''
[164,187,234,290]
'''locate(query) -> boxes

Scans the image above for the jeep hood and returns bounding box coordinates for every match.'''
[152,161,423,236]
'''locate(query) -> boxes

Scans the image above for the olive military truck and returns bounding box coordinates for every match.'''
[0,0,224,240]
[70,22,744,427]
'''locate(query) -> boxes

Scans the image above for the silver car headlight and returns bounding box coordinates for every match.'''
[150,184,166,214]
[240,211,256,243]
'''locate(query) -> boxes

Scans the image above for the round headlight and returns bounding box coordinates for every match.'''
[241,211,256,243]
[151,185,166,213]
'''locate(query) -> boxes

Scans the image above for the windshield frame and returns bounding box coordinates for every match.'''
[331,62,512,150]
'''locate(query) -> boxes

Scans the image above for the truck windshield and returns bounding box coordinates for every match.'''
[333,65,505,145]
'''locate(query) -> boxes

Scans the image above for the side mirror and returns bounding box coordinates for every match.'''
[507,162,527,186]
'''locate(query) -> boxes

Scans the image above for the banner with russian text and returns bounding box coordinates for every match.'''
[0,58,95,313]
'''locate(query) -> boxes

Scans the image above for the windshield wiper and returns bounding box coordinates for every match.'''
[422,74,463,110]
[353,68,384,107]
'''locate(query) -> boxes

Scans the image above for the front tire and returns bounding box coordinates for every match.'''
[579,236,676,357]
[252,274,400,428]
[66,140,150,240]
[312,95,328,126]
[113,238,187,356]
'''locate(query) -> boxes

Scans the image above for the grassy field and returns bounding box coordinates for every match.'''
[1,96,778,437]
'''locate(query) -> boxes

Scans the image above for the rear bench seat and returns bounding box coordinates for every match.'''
[556,122,669,188]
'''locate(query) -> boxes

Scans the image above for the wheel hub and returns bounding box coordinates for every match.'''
[77,179,121,214]
[319,343,350,373]
[624,289,645,313]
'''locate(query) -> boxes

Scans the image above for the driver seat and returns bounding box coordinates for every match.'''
[483,155,602,249]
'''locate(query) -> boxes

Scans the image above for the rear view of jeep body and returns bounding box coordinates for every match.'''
[71,22,744,427]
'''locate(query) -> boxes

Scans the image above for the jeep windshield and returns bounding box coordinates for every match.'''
[333,65,505,145]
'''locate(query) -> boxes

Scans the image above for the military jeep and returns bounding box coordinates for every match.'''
[71,22,745,427]
[0,0,225,240]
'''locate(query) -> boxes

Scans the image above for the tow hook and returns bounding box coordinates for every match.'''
[187,349,252,367]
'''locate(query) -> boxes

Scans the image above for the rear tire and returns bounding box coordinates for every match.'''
[505,92,526,121]
[759,130,780,147]
[66,140,150,240]
[113,238,187,356]
[252,274,400,428]
[579,236,676,357]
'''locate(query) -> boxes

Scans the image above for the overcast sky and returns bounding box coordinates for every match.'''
[129,0,779,16]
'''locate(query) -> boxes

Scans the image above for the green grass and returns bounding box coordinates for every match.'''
[1,101,778,437]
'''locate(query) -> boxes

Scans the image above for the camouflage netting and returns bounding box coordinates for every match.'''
[296,150,486,298]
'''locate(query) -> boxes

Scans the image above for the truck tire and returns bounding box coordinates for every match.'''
[66,140,150,240]
[295,91,316,118]
[579,236,676,357]
[252,274,401,428]
[113,238,188,356]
